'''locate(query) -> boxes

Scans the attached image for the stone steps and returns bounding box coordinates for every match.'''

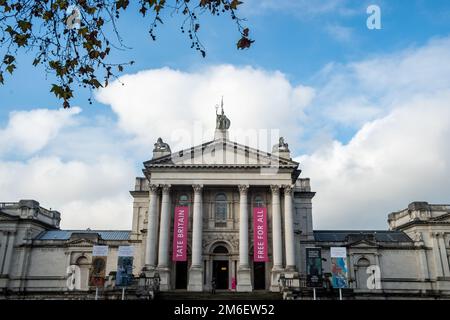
[156,290,282,300]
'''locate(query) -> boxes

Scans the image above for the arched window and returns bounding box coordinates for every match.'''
[356,257,371,289]
[75,256,89,291]
[357,257,370,267]
[213,245,229,254]
[215,193,227,222]
[254,195,264,207]
[178,194,189,206]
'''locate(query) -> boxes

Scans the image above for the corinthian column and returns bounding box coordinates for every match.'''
[270,185,283,270]
[284,185,296,271]
[270,185,283,292]
[188,184,204,291]
[437,232,450,277]
[157,185,172,268]
[237,184,252,292]
[145,184,159,270]
[431,232,444,278]
[157,184,172,290]
[1,231,16,277]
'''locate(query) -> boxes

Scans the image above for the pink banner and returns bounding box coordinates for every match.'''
[253,207,269,262]
[172,206,189,261]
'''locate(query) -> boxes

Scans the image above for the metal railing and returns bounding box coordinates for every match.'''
[0,202,17,209]
[38,207,57,218]
[278,274,307,292]
[135,272,161,299]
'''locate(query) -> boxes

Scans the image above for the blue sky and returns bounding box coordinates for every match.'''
[3,1,450,116]
[1,1,450,229]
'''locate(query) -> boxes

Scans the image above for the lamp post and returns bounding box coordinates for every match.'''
[153,272,161,293]
[137,272,151,300]
[138,272,146,288]
[278,273,286,290]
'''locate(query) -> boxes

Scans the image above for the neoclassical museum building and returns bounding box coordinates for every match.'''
[1,109,450,299]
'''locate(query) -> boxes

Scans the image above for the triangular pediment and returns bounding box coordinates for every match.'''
[144,139,299,168]
[432,212,450,223]
[65,238,99,246]
[349,239,379,248]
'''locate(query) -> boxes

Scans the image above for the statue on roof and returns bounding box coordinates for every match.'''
[153,137,171,153]
[277,137,290,152]
[413,231,424,243]
[215,97,231,130]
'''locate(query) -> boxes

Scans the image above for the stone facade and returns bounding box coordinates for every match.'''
[0,201,138,297]
[138,131,307,292]
[1,113,450,299]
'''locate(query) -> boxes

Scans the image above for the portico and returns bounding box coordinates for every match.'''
[143,183,299,292]
[140,107,304,292]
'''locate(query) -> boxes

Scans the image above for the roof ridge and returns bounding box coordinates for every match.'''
[145,138,299,166]
[314,230,399,233]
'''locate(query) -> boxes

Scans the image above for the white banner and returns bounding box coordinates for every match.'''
[92,245,109,256]
[330,247,347,258]
[118,246,134,257]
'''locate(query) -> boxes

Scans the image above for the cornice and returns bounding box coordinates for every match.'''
[129,190,149,197]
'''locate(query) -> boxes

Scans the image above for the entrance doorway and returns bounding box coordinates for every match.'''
[213,260,229,289]
[253,262,265,290]
[175,261,188,289]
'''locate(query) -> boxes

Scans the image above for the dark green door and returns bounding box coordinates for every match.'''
[175,261,188,289]
[253,262,266,290]
[213,260,229,289]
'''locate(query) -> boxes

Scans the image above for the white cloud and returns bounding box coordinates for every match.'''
[0,106,137,229]
[0,64,317,231]
[296,37,450,229]
[96,65,315,152]
[95,39,450,232]
[58,196,132,230]
[2,36,450,233]
[0,156,134,229]
[325,24,354,43]
[242,0,357,17]
[258,0,342,13]
[299,92,450,229]
[0,107,81,156]
[310,37,450,127]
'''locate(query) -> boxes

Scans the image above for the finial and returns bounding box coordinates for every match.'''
[221,96,224,115]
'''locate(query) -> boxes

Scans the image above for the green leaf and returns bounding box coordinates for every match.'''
[6,64,16,74]
[5,25,15,35]
[236,36,254,49]
[17,20,32,32]
[3,55,15,64]
[50,84,64,98]
[90,78,103,88]
[14,33,30,47]
[230,0,243,10]
[50,84,73,100]
[43,11,54,21]
[116,0,130,10]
